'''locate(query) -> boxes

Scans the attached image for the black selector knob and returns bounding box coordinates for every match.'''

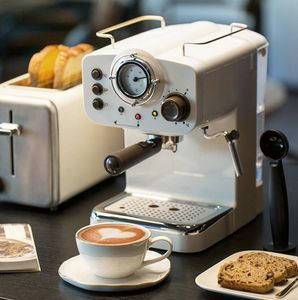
[91,68,103,80]
[92,98,104,110]
[92,83,104,95]
[161,93,190,122]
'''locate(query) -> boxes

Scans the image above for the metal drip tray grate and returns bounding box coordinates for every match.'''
[95,193,231,228]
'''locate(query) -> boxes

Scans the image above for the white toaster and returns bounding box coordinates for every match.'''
[0,74,123,208]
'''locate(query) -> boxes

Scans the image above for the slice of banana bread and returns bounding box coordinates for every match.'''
[273,256,298,278]
[218,261,274,293]
[237,252,287,283]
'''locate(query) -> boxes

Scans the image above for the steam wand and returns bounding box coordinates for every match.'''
[260,130,296,253]
[202,126,243,177]
[104,136,162,176]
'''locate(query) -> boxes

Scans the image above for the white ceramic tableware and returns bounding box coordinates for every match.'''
[76,223,173,278]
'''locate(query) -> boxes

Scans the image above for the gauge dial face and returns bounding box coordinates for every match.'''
[116,62,150,98]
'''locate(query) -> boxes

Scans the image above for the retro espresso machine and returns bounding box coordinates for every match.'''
[0,75,123,208]
[82,16,268,252]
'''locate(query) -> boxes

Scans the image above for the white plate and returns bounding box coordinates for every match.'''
[59,250,171,292]
[195,250,298,300]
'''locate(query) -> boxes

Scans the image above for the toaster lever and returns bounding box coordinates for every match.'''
[0,123,22,136]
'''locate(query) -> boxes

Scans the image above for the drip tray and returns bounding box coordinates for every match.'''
[92,192,232,233]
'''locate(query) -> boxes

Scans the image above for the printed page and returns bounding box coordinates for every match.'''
[0,224,41,272]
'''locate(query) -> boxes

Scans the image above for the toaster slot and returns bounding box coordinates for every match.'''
[9,76,30,87]
[0,110,22,176]
[8,74,77,91]
[9,110,15,176]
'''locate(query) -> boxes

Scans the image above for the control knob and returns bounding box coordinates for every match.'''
[92,83,104,95]
[161,93,190,122]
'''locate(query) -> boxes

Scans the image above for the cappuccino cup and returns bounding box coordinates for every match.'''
[76,222,173,279]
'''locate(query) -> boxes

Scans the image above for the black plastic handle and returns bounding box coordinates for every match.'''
[268,160,289,249]
[260,129,296,252]
[104,138,162,176]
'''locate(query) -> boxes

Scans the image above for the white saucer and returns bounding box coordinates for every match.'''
[59,250,171,292]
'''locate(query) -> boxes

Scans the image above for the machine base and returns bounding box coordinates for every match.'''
[90,191,234,253]
[264,242,296,253]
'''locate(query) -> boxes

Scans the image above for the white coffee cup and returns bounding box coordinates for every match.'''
[76,222,173,279]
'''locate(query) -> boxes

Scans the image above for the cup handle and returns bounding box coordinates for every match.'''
[142,236,173,267]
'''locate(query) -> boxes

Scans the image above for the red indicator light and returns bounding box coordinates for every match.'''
[135,113,142,120]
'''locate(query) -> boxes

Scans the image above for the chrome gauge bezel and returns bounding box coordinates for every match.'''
[110,54,158,106]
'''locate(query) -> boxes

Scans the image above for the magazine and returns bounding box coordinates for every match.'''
[0,224,41,272]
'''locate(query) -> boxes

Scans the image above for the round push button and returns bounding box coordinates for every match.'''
[118,106,125,113]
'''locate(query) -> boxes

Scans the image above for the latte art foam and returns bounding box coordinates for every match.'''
[79,224,147,245]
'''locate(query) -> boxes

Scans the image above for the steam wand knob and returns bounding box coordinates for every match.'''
[260,130,296,253]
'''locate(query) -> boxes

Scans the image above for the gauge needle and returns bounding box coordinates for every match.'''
[133,77,146,82]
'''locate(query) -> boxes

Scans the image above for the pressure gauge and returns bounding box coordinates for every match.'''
[117,61,150,99]
[110,53,160,106]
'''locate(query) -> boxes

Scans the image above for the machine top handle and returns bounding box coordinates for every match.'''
[182,23,247,56]
[96,15,166,48]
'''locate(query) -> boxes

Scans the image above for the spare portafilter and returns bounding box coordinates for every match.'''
[260,129,296,253]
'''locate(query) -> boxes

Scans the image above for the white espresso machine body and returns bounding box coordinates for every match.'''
[82,17,268,252]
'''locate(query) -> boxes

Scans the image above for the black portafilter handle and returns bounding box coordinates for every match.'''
[104,138,163,176]
[260,130,296,253]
